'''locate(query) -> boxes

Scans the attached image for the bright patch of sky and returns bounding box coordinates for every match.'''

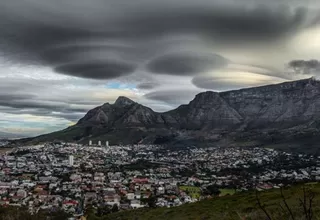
[106,82,136,89]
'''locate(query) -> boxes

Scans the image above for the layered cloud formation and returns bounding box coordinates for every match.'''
[0,0,320,136]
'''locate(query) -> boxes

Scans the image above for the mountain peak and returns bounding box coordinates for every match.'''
[114,96,135,106]
[191,91,220,105]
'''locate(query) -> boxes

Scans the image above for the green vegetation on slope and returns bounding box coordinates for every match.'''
[179,186,201,199]
[219,188,236,196]
[90,183,320,220]
[0,207,71,220]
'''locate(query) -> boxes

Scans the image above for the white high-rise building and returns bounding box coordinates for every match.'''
[106,141,109,147]
[89,140,92,146]
[69,155,74,166]
[98,140,101,146]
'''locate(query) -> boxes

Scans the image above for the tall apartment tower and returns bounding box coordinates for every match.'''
[106,141,109,147]
[89,140,92,146]
[98,140,101,146]
[69,155,74,166]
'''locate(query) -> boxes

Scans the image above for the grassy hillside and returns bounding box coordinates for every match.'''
[89,183,320,220]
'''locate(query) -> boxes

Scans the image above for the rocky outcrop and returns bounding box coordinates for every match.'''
[220,78,320,128]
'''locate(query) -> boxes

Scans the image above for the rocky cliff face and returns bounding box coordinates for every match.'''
[78,96,164,128]
[25,78,320,149]
[163,91,243,130]
[220,78,320,128]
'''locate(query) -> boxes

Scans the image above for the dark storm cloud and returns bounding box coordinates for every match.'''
[147,53,229,75]
[144,89,202,105]
[0,18,138,79]
[55,61,136,79]
[123,5,311,41]
[288,59,320,74]
[0,0,319,79]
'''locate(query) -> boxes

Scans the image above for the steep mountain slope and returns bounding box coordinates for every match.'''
[163,91,243,130]
[18,78,320,151]
[220,78,320,128]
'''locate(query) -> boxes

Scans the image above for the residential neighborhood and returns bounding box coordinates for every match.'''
[0,142,319,218]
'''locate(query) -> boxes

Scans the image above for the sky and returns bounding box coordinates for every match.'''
[0,0,320,136]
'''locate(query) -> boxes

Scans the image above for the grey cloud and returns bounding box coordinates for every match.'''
[147,53,229,75]
[136,82,160,90]
[0,106,84,122]
[0,78,102,122]
[0,0,319,80]
[122,5,311,42]
[191,63,292,90]
[0,94,35,101]
[55,61,136,79]
[0,98,67,112]
[0,99,87,122]
[144,89,203,105]
[51,112,86,122]
[192,75,282,91]
[0,17,138,79]
[288,59,320,75]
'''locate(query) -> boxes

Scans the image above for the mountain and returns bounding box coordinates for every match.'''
[17,78,320,153]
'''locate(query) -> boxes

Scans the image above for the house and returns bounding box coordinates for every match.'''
[126,192,135,200]
[62,200,78,210]
[104,192,121,206]
[134,191,141,199]
[157,187,165,195]
[0,199,9,206]
[132,178,148,184]
[38,190,49,201]
[130,199,144,209]
[70,174,82,182]
[84,192,97,205]
[16,189,27,198]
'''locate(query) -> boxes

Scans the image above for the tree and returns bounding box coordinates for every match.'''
[257,186,316,220]
[194,182,201,187]
[205,185,221,196]
[111,204,119,213]
[147,196,157,208]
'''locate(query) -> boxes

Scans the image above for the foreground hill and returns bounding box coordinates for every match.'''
[91,183,320,220]
[18,78,320,153]
[1,183,319,220]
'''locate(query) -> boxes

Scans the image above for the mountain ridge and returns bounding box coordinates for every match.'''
[16,77,320,153]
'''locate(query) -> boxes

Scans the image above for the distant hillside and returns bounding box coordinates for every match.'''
[17,78,320,153]
[90,183,320,220]
[0,131,27,140]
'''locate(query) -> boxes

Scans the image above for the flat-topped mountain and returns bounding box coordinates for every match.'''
[19,78,320,153]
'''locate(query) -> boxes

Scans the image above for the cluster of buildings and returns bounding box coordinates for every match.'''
[0,140,9,147]
[0,141,319,217]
